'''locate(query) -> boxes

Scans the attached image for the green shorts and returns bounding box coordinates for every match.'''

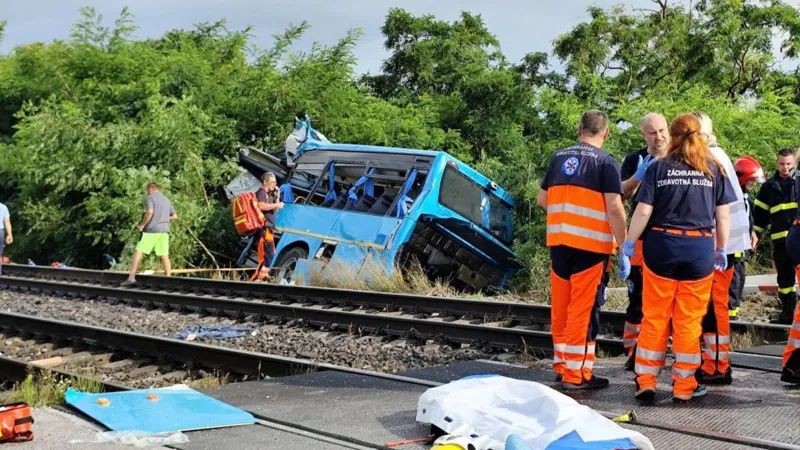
[136,232,169,256]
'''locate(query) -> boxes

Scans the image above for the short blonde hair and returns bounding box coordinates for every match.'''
[691,111,718,147]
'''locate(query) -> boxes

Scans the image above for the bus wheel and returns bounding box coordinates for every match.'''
[275,247,308,283]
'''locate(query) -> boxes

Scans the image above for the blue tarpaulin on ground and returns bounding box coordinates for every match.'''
[65,385,256,433]
[172,325,250,340]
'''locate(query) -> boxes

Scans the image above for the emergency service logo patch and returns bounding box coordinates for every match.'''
[562,157,579,175]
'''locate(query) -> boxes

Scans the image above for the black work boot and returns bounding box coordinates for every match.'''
[561,375,609,390]
[781,351,800,384]
[773,293,797,324]
[696,369,732,385]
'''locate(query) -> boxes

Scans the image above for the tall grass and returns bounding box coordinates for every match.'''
[309,256,462,297]
[0,370,103,407]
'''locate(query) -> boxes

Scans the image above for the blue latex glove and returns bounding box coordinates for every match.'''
[618,253,631,280]
[633,154,655,181]
[621,240,636,257]
[714,248,728,270]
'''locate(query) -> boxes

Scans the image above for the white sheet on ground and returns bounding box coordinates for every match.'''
[416,375,653,450]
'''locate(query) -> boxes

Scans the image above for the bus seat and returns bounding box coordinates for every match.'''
[368,193,395,215]
[331,193,349,210]
[351,194,376,212]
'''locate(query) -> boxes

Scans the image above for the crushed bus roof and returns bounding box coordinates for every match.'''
[296,139,441,158]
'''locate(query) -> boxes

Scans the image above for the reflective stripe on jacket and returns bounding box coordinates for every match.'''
[753,172,797,240]
[546,184,614,254]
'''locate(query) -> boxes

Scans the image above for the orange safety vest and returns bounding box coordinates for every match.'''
[545,184,614,254]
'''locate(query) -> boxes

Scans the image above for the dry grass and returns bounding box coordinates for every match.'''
[309,257,463,297]
[737,293,781,322]
[189,371,231,389]
[0,370,103,407]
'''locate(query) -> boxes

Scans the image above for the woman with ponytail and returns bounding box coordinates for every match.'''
[620,113,737,402]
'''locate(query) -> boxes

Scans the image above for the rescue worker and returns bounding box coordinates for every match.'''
[0,201,12,275]
[622,113,736,402]
[781,169,800,384]
[753,149,798,324]
[537,110,629,390]
[619,113,669,369]
[730,156,765,318]
[693,112,751,385]
[252,172,284,281]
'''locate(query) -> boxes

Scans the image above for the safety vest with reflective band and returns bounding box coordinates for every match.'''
[711,147,750,253]
[753,172,797,241]
[543,144,618,254]
[546,185,614,253]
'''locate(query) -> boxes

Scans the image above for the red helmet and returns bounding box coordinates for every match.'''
[734,156,765,186]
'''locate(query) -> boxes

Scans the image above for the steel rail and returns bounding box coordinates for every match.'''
[0,311,444,387]
[0,320,791,450]
[0,275,618,354]
[2,264,790,343]
[0,274,787,374]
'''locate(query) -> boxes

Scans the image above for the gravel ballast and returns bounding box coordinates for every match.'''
[0,290,509,380]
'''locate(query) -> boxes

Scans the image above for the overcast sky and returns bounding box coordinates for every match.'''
[2,1,798,74]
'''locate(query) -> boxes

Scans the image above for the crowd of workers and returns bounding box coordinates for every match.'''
[538,110,800,402]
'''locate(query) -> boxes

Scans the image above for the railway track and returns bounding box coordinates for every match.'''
[0,313,795,450]
[0,264,788,371]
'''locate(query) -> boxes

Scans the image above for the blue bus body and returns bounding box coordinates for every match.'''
[239,140,520,291]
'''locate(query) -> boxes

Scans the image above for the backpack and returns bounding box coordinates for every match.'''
[0,403,33,442]
[231,191,265,236]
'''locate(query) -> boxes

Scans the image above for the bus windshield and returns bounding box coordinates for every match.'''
[438,165,513,245]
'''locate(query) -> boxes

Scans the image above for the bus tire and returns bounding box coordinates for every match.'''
[275,246,308,283]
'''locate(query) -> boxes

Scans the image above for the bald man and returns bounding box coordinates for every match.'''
[619,112,670,369]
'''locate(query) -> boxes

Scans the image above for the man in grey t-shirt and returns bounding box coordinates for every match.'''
[121,182,177,286]
[0,202,13,275]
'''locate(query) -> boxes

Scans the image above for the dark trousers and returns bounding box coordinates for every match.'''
[729,255,746,310]
[625,265,644,323]
[0,239,4,275]
[643,231,714,280]
[774,239,797,320]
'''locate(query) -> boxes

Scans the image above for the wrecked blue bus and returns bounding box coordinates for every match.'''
[234,140,520,291]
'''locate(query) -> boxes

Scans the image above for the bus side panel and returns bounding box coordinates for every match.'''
[330,212,403,249]
[331,243,394,275]
[271,232,323,266]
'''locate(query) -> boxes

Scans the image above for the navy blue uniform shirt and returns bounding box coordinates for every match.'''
[620,147,648,212]
[636,157,737,230]
[541,143,622,194]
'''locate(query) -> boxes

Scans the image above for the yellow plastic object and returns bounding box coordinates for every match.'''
[147,394,159,402]
[431,434,476,450]
[96,398,111,407]
[611,409,637,423]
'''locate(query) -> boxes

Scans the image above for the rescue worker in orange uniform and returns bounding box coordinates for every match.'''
[780,169,800,384]
[537,110,629,390]
[622,114,736,402]
[694,112,752,385]
[619,113,669,369]
[252,172,284,281]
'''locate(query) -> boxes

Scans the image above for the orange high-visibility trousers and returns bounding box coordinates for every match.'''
[700,264,734,376]
[550,258,604,384]
[782,267,800,369]
[635,263,712,398]
[250,228,275,281]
